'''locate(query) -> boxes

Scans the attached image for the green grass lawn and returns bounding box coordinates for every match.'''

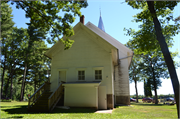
[0,101,177,119]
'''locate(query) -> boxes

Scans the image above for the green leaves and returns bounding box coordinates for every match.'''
[61,37,74,50]
[124,1,179,55]
[0,1,15,41]
[10,1,88,50]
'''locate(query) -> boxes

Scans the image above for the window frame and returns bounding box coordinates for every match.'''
[78,70,85,80]
[93,67,104,81]
[95,70,102,80]
[76,68,86,81]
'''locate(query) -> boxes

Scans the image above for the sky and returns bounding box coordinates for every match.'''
[9,1,180,96]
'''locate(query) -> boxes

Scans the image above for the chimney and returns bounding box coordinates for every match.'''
[80,15,85,24]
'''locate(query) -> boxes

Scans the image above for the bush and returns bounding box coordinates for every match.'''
[1,97,12,102]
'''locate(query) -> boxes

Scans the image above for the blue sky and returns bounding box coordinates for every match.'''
[9,1,180,95]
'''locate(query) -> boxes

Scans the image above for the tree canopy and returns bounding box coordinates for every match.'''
[125,1,179,54]
[10,1,88,49]
[126,1,179,117]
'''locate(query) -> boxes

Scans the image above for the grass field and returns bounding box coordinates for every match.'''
[0,101,177,119]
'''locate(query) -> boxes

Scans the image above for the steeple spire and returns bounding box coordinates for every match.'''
[98,8,105,32]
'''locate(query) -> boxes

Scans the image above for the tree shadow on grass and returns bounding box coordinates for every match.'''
[1,106,15,108]
[130,103,164,106]
[1,106,29,114]
[8,116,23,118]
[2,106,96,114]
[52,107,96,113]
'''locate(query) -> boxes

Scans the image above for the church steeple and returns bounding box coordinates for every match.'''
[98,9,105,32]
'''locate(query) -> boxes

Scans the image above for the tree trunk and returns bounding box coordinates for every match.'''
[34,81,36,92]
[23,81,26,100]
[1,54,6,98]
[20,63,27,101]
[10,60,17,100]
[134,80,139,103]
[147,1,179,117]
[20,33,31,101]
[5,74,10,98]
[10,69,14,100]
[152,66,158,104]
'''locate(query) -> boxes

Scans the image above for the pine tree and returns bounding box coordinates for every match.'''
[1,1,15,98]
[20,23,47,101]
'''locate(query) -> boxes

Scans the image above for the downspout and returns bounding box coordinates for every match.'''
[114,50,134,76]
[128,52,134,70]
[113,49,120,106]
[114,49,120,81]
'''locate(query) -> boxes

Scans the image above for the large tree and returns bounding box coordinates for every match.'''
[126,1,179,116]
[1,26,50,100]
[0,1,15,98]
[141,51,176,104]
[20,22,47,101]
[126,42,145,103]
[7,1,87,100]
[144,78,152,97]
[10,1,88,49]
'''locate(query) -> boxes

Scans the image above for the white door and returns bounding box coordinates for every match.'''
[98,86,107,109]
[59,71,66,84]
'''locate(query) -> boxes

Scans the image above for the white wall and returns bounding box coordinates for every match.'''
[64,85,97,108]
[114,58,130,96]
[50,27,115,95]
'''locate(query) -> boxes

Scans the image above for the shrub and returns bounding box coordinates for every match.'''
[1,97,12,102]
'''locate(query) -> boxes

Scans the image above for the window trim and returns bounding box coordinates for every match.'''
[78,70,85,81]
[93,67,104,81]
[95,70,102,80]
[76,68,86,81]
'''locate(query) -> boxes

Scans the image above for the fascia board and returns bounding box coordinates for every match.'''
[45,41,61,58]
[44,22,83,58]
[85,22,134,67]
[85,22,133,56]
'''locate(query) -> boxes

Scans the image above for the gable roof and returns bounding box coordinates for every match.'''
[45,21,133,67]
[86,22,132,54]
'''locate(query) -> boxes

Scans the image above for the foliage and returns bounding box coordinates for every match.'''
[144,79,152,97]
[0,1,15,40]
[0,99,12,102]
[126,41,145,102]
[1,0,88,101]
[125,1,179,54]
[10,1,88,49]
[0,1,15,99]
[126,1,179,114]
[126,42,145,83]
[130,94,175,99]
[1,26,50,100]
[143,52,168,88]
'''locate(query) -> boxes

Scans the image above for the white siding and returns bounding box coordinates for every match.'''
[64,86,97,107]
[50,28,114,95]
[114,59,130,96]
